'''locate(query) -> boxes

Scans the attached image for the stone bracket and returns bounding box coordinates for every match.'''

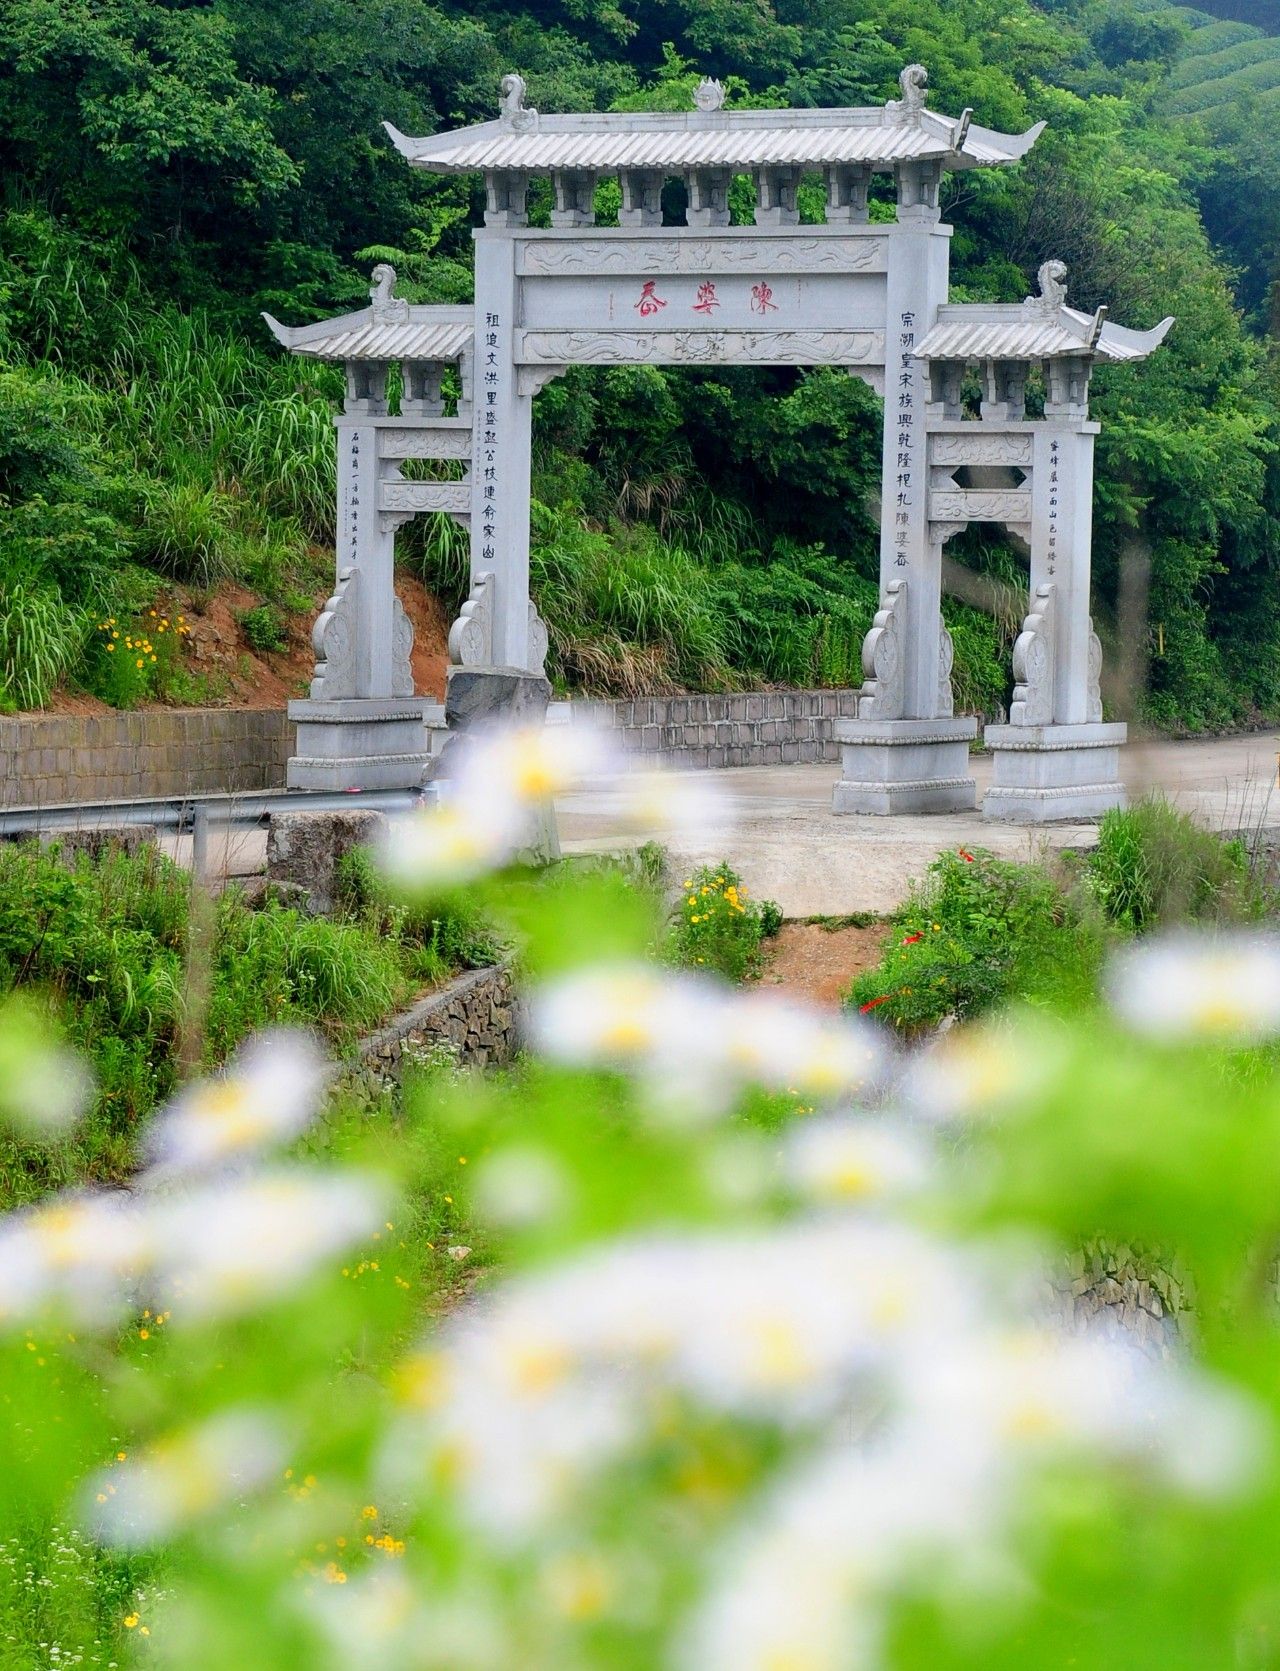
[310,566,359,700]
[448,572,549,676]
[856,579,907,720]
[1009,582,1056,727]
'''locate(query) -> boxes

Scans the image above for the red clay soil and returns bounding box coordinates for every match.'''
[759,921,894,1008]
[45,574,450,716]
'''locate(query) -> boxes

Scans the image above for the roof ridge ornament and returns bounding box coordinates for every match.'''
[693,77,726,112]
[1028,258,1069,314]
[499,72,539,133]
[886,63,929,124]
[369,263,410,325]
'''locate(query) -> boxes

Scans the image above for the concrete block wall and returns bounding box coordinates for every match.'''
[1,709,294,807]
[1,688,861,806]
[570,689,861,769]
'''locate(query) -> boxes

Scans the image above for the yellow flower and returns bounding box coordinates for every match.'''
[105,643,115,653]
[124,1613,140,1629]
[136,659,144,670]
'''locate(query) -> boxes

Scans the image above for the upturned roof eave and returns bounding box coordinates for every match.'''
[381,112,1044,175]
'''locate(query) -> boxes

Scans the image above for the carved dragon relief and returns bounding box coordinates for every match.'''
[518,330,883,365]
[517,238,887,276]
[1009,583,1057,727]
[928,433,1034,468]
[856,579,907,721]
[310,567,360,700]
[379,429,473,461]
[929,489,1033,525]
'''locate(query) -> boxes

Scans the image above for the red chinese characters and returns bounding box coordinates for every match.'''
[692,281,720,315]
[634,281,667,318]
[750,281,778,314]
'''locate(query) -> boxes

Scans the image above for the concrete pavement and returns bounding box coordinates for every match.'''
[559,732,1280,916]
[154,731,1280,919]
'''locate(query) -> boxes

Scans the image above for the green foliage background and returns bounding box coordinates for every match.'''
[0,0,1278,726]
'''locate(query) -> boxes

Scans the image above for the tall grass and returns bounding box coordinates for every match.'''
[0,578,87,710]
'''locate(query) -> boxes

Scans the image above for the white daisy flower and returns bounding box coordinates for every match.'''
[148,1167,389,1320]
[143,1030,329,1177]
[0,998,93,1137]
[82,1407,287,1548]
[0,1191,152,1326]
[1108,933,1280,1044]
[377,799,520,892]
[784,1115,933,1206]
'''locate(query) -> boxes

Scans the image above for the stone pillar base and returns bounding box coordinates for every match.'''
[982,722,1127,823]
[287,698,444,792]
[831,716,978,815]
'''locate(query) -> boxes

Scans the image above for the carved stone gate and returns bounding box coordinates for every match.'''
[267,67,1171,821]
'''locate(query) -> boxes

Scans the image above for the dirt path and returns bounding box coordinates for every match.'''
[758,920,893,1008]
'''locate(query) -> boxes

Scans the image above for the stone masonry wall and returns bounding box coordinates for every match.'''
[0,709,294,807]
[356,965,517,1075]
[1,689,860,807]
[570,688,861,769]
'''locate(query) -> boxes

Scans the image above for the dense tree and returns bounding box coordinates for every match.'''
[0,0,1277,728]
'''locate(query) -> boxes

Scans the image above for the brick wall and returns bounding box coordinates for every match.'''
[0,709,294,808]
[568,689,861,769]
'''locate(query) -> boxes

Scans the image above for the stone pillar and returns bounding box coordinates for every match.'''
[983,419,1126,822]
[468,228,534,672]
[287,402,437,791]
[833,208,976,816]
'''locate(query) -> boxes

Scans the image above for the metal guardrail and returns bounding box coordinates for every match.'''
[0,785,430,839]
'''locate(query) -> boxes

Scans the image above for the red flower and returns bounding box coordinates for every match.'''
[902,932,923,945]
[860,995,891,1013]
[958,848,975,862]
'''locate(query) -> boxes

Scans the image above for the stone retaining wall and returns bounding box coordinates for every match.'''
[2,688,861,806]
[568,688,861,769]
[1,709,293,808]
[355,964,518,1075]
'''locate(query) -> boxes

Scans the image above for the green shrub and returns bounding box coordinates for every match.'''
[79,608,190,709]
[0,841,500,1203]
[237,603,288,654]
[1084,797,1259,932]
[668,861,781,983]
[848,848,1106,1033]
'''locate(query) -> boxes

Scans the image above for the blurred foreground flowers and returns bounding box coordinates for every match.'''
[5,724,1280,1669]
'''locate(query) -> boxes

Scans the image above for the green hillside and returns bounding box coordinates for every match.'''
[0,0,1278,734]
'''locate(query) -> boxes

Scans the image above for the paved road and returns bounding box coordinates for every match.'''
[160,731,1280,918]
[559,732,1280,916]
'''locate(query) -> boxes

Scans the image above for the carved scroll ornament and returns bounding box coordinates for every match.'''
[518,237,887,276]
[448,573,493,667]
[518,329,883,366]
[856,579,907,721]
[310,567,360,700]
[1087,619,1104,722]
[1009,583,1056,727]
[928,433,1033,468]
[391,592,415,697]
